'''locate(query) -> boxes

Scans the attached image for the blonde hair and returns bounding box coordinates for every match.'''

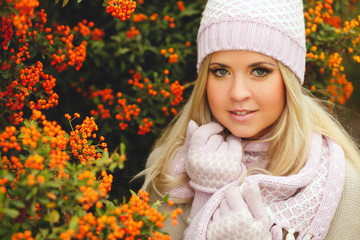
[139,54,360,201]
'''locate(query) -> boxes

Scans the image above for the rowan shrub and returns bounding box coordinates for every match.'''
[0,0,360,239]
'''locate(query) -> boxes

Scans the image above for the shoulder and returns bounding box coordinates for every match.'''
[341,159,360,211]
[344,158,360,190]
[325,159,360,239]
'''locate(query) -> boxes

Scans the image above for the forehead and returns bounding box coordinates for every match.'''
[210,50,277,65]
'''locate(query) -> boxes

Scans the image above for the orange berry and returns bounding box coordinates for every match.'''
[37,175,45,184]
[96,202,103,208]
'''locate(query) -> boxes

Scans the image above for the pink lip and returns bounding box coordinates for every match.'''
[229,109,256,122]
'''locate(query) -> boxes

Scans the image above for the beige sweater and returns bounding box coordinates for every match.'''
[146,149,360,239]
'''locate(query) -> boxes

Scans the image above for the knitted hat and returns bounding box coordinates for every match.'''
[197,0,306,84]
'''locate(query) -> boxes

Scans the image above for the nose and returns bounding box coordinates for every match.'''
[228,74,251,101]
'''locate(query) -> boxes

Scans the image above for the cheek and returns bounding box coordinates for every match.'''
[275,80,286,107]
[264,79,285,113]
[206,79,227,114]
[206,80,218,109]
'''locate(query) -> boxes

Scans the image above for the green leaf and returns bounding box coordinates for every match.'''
[179,9,202,17]
[38,228,49,238]
[115,48,131,57]
[62,0,69,7]
[120,142,126,155]
[0,170,14,182]
[101,150,109,160]
[110,35,123,43]
[0,226,9,236]
[151,202,159,210]
[129,189,137,196]
[2,208,19,218]
[10,223,20,235]
[10,200,25,209]
[29,185,38,196]
[162,193,169,202]
[44,210,60,223]
[45,181,62,188]
[109,162,118,172]
[0,71,11,79]
[69,215,78,229]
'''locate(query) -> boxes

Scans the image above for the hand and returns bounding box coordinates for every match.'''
[207,183,275,240]
[185,121,245,193]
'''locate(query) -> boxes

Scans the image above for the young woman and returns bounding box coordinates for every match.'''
[139,0,360,239]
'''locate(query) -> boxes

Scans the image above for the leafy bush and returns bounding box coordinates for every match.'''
[0,0,359,239]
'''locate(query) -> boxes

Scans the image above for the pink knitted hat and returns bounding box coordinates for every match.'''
[197,0,306,84]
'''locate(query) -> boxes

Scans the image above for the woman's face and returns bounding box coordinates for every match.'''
[206,50,286,139]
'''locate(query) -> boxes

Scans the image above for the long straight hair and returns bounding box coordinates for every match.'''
[139,55,360,202]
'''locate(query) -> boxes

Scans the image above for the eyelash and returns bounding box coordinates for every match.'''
[209,67,272,78]
[210,68,229,77]
[252,67,272,77]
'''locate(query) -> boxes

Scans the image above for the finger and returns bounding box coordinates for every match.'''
[219,198,231,217]
[207,134,226,151]
[225,186,248,212]
[190,122,223,145]
[271,225,283,240]
[216,140,229,153]
[185,120,199,144]
[226,134,243,152]
[211,196,231,222]
[242,183,268,221]
[212,207,221,221]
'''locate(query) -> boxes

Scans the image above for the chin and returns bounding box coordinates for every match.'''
[227,128,266,140]
[228,131,254,139]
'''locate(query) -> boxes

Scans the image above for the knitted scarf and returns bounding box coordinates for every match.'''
[169,133,345,240]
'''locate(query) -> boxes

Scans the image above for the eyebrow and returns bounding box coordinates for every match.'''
[209,61,277,68]
[209,63,229,68]
[248,61,277,68]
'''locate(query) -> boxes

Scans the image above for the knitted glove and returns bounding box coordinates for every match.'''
[185,121,246,218]
[207,183,275,240]
[186,121,245,193]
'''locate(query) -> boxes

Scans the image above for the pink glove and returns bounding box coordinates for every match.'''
[185,121,246,218]
[207,183,276,240]
[186,121,245,193]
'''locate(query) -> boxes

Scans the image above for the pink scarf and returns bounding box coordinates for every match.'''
[169,133,345,240]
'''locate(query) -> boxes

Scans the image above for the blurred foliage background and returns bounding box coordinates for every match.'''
[1,0,360,238]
